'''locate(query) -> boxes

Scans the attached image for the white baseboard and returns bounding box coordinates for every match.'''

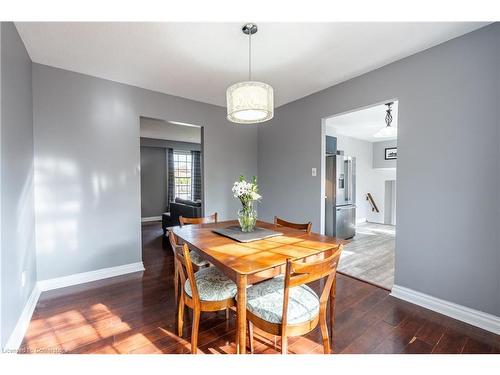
[38,262,145,292]
[356,217,367,224]
[4,284,41,352]
[391,285,500,335]
[141,216,162,223]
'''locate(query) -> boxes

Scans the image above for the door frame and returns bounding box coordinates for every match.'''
[320,98,398,235]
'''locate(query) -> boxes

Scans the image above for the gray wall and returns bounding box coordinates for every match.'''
[33,63,258,281]
[140,146,167,218]
[258,24,500,316]
[0,23,37,348]
[373,140,397,169]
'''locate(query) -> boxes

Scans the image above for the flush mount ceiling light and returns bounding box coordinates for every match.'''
[226,23,274,124]
[374,102,397,138]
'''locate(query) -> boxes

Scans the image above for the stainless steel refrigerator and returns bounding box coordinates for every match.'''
[325,153,356,239]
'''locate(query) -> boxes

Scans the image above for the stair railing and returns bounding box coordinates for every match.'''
[366,193,380,213]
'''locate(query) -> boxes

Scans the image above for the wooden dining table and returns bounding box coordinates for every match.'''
[172,220,344,354]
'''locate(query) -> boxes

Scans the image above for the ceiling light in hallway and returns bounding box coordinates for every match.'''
[374,102,397,138]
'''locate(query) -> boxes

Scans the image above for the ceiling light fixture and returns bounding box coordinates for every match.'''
[226,23,274,124]
[374,102,397,138]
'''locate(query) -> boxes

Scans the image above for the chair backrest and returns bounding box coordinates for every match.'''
[274,216,312,234]
[281,245,343,329]
[179,212,218,227]
[168,231,200,303]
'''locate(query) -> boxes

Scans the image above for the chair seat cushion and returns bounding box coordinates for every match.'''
[184,267,237,302]
[189,250,210,267]
[246,275,320,324]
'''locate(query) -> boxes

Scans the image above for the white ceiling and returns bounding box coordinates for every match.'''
[15,22,488,107]
[326,101,398,142]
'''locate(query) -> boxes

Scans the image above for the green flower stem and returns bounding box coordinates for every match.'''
[238,203,257,232]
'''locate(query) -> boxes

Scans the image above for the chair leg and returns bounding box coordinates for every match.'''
[191,307,200,354]
[329,299,336,344]
[319,313,331,354]
[247,320,254,354]
[329,288,335,339]
[225,307,230,320]
[174,266,179,312]
[281,335,288,354]
[177,295,185,337]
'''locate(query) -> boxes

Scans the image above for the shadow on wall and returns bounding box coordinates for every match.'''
[34,156,139,279]
[35,157,80,257]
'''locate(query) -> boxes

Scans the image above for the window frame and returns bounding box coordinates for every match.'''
[172,150,192,201]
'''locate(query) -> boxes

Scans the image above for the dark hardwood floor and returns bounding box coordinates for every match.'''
[21,222,500,354]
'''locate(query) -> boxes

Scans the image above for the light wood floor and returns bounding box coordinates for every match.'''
[19,222,499,354]
[338,222,395,290]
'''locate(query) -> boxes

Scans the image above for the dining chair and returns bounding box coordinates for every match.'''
[179,212,218,227]
[168,231,237,354]
[172,213,218,306]
[245,245,343,354]
[274,216,312,234]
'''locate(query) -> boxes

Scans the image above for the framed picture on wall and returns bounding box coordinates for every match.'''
[385,147,397,160]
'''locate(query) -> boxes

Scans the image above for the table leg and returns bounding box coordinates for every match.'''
[236,273,247,354]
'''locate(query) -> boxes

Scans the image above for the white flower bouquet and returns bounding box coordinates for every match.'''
[232,176,261,232]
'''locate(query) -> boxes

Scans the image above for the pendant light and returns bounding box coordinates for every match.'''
[374,102,397,138]
[226,23,274,124]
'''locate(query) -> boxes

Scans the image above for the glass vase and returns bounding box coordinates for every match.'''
[238,205,257,232]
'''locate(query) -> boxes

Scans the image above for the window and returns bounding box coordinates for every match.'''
[173,151,192,200]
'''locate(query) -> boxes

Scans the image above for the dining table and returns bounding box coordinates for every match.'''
[172,219,344,354]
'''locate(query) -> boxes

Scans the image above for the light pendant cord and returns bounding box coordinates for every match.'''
[248,31,252,81]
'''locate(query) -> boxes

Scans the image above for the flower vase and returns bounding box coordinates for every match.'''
[238,205,257,232]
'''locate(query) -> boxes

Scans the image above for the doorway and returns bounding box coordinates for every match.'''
[139,116,204,246]
[321,101,398,290]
